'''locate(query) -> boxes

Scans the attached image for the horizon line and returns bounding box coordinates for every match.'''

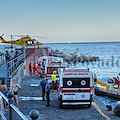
[44,41,120,44]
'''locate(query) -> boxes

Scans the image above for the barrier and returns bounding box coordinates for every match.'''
[0,91,39,120]
[0,54,5,66]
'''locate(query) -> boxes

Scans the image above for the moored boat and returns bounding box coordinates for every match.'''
[95,80,120,100]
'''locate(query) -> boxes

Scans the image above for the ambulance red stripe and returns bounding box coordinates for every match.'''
[61,88,91,93]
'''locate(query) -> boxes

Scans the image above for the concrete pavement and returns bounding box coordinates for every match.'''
[13,75,120,120]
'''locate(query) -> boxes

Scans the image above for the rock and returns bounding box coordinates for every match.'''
[113,101,120,117]
[53,48,99,63]
[106,105,112,111]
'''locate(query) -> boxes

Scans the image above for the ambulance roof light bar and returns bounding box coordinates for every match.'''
[65,69,88,72]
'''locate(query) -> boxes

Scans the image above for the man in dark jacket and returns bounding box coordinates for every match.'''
[40,76,46,101]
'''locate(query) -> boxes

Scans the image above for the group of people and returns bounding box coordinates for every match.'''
[0,79,21,111]
[107,76,120,87]
[39,70,58,106]
[40,76,51,106]
[5,48,19,67]
[29,62,38,75]
[94,73,120,87]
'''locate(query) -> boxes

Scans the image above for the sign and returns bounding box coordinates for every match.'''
[64,72,89,76]
[67,80,72,86]
[81,80,86,85]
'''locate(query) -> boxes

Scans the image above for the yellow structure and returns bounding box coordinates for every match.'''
[0,34,43,46]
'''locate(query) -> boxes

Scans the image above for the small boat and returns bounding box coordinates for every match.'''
[94,80,120,100]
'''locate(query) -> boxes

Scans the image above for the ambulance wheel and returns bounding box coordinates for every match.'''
[88,103,91,108]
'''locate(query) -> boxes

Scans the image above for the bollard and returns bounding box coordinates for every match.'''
[113,101,120,117]
[8,91,14,120]
[29,110,39,120]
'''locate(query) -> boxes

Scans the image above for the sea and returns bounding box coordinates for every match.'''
[0,42,120,107]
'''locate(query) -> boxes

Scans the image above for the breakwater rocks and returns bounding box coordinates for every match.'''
[53,48,99,63]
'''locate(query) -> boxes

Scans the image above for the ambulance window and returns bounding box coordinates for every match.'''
[42,59,46,68]
[77,78,90,88]
[63,78,90,88]
[47,67,58,74]
[63,78,77,88]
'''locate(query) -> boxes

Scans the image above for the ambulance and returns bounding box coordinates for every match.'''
[38,56,67,83]
[58,68,94,108]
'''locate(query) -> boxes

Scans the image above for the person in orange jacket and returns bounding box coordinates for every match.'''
[35,63,38,75]
[29,62,32,75]
[33,62,36,75]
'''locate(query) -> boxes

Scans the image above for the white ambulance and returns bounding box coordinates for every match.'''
[58,68,94,108]
[38,56,67,83]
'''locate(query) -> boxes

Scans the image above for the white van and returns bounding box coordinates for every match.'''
[58,68,94,108]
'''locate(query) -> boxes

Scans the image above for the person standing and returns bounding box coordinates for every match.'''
[94,73,97,84]
[45,79,51,106]
[40,76,46,101]
[12,79,21,109]
[0,81,8,111]
[52,71,58,92]
[113,76,120,87]
[15,48,19,57]
[29,62,32,75]
[5,50,10,67]
[38,61,41,75]
[33,62,36,75]
[35,63,38,75]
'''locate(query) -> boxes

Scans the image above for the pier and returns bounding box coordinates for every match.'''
[1,75,119,120]
[0,46,120,120]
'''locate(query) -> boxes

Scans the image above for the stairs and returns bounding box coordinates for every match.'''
[6,77,11,90]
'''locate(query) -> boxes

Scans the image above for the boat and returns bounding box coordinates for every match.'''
[94,80,120,100]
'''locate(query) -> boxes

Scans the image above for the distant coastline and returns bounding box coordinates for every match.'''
[44,41,120,44]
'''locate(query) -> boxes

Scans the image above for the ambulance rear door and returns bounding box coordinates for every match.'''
[62,77,91,101]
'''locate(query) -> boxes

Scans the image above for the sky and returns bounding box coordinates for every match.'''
[0,0,120,43]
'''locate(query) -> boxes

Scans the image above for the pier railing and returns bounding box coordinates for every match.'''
[0,54,5,66]
[7,53,24,77]
[0,91,39,120]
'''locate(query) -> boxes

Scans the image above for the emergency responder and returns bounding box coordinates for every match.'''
[113,76,120,87]
[52,71,58,92]
[107,76,120,87]
[35,63,38,75]
[33,62,36,75]
[40,76,46,101]
[29,62,32,75]
[45,79,51,106]
[94,73,97,84]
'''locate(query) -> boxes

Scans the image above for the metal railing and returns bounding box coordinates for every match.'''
[7,53,24,77]
[7,48,35,77]
[0,54,5,66]
[0,91,39,120]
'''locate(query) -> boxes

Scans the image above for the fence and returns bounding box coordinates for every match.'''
[0,54,5,66]
[0,91,39,120]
